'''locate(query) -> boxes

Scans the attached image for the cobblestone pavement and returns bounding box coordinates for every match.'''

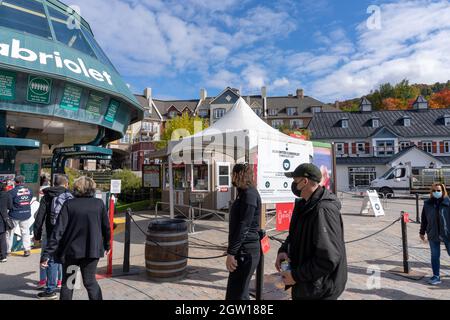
[1,193,450,300]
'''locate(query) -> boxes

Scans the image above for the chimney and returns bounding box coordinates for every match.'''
[144,87,152,111]
[296,88,304,99]
[261,86,267,119]
[200,88,207,101]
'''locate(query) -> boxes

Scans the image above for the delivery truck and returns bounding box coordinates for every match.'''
[370,164,450,197]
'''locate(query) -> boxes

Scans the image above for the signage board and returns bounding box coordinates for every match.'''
[143,164,160,188]
[0,70,16,100]
[86,91,104,115]
[361,190,385,216]
[27,76,52,104]
[276,202,295,231]
[104,99,120,122]
[257,138,313,204]
[110,179,122,194]
[60,83,83,111]
[20,163,39,184]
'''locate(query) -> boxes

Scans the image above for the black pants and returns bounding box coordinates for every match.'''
[60,258,102,300]
[226,245,261,300]
[0,232,7,259]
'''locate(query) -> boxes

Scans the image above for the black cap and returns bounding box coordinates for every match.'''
[285,163,322,182]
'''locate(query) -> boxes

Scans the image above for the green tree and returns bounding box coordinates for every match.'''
[156,113,209,150]
[111,169,141,191]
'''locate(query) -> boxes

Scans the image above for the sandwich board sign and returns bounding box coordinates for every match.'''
[360,190,385,216]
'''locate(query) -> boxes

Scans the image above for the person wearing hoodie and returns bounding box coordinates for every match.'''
[33,174,72,300]
[419,183,450,285]
[275,163,347,300]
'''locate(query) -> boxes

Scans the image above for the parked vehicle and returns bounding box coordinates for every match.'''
[370,164,450,197]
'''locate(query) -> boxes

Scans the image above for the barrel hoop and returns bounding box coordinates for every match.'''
[147,232,187,237]
[146,266,186,273]
[146,240,188,246]
[146,259,187,266]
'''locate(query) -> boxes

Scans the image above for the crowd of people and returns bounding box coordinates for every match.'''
[0,174,111,300]
[0,163,449,301]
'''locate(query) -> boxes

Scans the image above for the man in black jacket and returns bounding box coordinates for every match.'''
[33,174,71,300]
[275,163,347,300]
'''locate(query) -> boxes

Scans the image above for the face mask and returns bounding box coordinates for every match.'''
[291,181,304,197]
[433,191,443,199]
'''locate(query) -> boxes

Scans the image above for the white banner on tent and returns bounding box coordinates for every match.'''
[257,137,313,204]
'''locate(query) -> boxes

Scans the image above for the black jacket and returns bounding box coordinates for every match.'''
[279,187,347,300]
[0,191,12,234]
[33,186,69,241]
[420,196,450,242]
[227,187,261,255]
[42,197,111,264]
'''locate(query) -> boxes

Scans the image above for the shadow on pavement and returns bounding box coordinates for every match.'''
[0,271,39,299]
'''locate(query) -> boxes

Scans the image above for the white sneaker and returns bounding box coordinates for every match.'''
[0,258,7,263]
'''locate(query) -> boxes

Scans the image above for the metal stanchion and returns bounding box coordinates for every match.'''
[390,211,424,280]
[415,193,421,223]
[123,208,131,273]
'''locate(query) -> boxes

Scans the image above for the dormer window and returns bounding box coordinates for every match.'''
[168,110,178,118]
[402,116,411,127]
[360,97,372,112]
[268,109,277,116]
[444,115,450,126]
[341,118,349,128]
[253,108,262,116]
[413,96,429,110]
[372,118,380,128]
[213,108,225,119]
[311,106,322,113]
[287,107,297,116]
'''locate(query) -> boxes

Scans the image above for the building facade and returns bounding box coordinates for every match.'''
[309,96,450,191]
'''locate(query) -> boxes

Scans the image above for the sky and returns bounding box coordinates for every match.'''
[69,0,450,102]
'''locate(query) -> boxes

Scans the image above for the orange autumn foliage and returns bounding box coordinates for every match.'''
[429,89,450,109]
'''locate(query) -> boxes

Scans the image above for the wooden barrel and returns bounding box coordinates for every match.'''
[145,219,188,281]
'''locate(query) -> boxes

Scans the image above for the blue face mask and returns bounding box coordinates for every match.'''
[433,191,443,199]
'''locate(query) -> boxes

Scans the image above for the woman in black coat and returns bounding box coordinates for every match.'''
[0,182,12,262]
[41,176,111,300]
[225,163,261,300]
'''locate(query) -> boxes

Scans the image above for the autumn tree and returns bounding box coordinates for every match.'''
[156,113,209,150]
[429,89,450,109]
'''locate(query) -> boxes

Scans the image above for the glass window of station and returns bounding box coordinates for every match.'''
[0,0,116,70]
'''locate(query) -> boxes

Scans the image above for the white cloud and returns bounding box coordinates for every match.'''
[309,0,450,101]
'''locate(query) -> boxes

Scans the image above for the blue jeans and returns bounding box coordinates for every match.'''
[40,235,63,289]
[429,239,450,277]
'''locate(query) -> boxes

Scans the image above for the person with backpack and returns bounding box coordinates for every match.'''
[41,176,111,300]
[33,174,73,300]
[7,175,33,257]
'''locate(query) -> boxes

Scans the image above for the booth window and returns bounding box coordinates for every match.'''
[0,0,52,39]
[164,164,186,190]
[192,163,209,191]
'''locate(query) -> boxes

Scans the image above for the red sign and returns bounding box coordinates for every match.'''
[403,212,409,223]
[276,203,295,231]
[261,235,270,255]
[219,187,229,192]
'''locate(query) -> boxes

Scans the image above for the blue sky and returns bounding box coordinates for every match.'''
[70,0,450,102]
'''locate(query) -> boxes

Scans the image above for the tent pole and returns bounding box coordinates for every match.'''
[168,155,175,219]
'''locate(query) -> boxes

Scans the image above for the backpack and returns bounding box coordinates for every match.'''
[50,191,74,225]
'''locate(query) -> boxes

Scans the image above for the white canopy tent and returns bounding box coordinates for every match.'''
[166,97,313,217]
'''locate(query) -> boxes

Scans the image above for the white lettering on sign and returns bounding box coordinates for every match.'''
[0,39,113,86]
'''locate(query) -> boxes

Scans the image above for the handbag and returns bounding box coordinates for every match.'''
[5,217,15,231]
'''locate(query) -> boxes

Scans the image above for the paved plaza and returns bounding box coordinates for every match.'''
[1,193,450,300]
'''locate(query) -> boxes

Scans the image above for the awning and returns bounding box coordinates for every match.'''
[0,137,40,151]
